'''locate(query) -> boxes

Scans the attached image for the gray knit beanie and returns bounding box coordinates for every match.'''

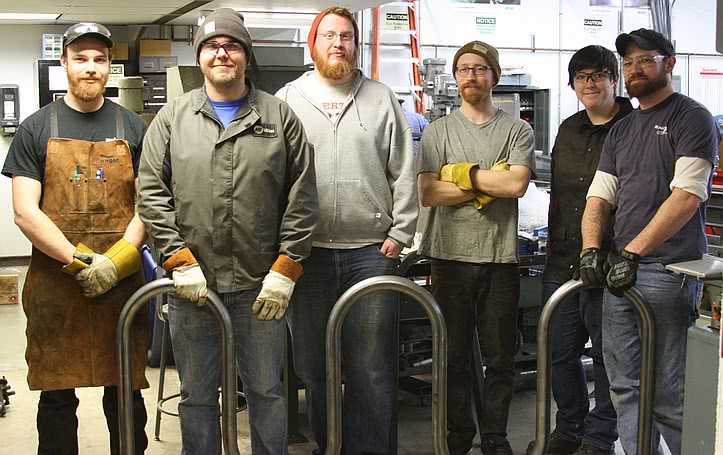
[194,9,252,59]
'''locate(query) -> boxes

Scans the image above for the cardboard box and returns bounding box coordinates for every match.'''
[0,275,18,305]
[139,39,172,57]
[112,42,129,61]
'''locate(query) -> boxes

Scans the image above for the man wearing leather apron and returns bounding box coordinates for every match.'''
[2,23,149,455]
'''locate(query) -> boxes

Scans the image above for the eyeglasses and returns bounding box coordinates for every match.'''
[317,31,354,43]
[573,71,611,84]
[622,55,666,70]
[456,66,491,77]
[201,41,245,55]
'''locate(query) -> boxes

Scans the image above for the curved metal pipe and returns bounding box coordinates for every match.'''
[117,278,241,455]
[324,275,449,455]
[528,280,656,455]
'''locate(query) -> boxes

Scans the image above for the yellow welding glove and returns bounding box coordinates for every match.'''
[75,239,141,298]
[62,242,95,275]
[472,160,510,210]
[439,162,478,191]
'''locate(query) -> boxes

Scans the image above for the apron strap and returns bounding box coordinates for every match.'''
[50,102,59,138]
[116,105,125,139]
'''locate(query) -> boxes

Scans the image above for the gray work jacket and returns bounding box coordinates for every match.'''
[138,82,318,292]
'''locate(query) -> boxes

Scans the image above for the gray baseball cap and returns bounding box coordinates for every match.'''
[63,22,113,49]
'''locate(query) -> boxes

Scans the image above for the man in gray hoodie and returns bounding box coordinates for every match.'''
[276,6,417,454]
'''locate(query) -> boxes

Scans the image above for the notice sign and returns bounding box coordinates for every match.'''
[106,64,125,88]
[476,16,497,34]
[385,12,409,31]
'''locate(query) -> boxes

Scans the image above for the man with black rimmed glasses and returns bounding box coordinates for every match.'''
[276,6,416,454]
[581,28,719,454]
[138,8,318,454]
[525,45,631,455]
[416,40,535,455]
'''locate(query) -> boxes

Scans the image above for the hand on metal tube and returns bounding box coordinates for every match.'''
[172,264,208,305]
[606,249,640,297]
[574,247,609,287]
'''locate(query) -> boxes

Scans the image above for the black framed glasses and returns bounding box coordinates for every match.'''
[317,31,354,43]
[201,41,245,55]
[456,65,491,77]
[574,71,612,84]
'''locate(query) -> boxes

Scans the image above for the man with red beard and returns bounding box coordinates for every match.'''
[276,6,416,454]
[2,23,149,454]
[416,41,535,455]
[139,8,318,455]
[581,29,720,455]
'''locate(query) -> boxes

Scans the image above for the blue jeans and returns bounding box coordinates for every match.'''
[602,263,700,455]
[169,289,287,455]
[288,244,400,455]
[543,267,616,450]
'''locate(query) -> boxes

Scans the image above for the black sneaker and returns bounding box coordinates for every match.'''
[525,429,581,454]
[481,435,513,455]
[571,443,615,455]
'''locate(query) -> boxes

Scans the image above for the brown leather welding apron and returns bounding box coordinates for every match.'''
[22,103,148,391]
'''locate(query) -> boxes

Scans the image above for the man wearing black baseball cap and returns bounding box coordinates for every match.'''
[580,28,720,454]
[2,22,149,455]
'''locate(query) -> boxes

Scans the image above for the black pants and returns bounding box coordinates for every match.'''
[37,386,148,455]
[430,260,519,455]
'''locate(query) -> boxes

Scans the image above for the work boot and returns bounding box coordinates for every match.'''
[480,435,513,455]
[571,443,615,455]
[525,428,581,454]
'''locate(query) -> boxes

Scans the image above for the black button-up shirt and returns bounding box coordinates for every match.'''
[546,97,633,279]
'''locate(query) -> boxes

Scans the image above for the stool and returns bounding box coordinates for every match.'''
[153,294,247,441]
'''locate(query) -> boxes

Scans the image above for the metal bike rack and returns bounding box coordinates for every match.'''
[324,275,450,455]
[527,280,656,455]
[117,278,241,455]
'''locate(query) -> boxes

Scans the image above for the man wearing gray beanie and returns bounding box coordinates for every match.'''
[138,8,319,455]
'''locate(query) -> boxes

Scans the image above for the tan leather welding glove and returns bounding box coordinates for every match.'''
[472,160,510,210]
[163,247,208,306]
[75,239,141,298]
[252,255,303,321]
[439,162,478,191]
[62,242,95,275]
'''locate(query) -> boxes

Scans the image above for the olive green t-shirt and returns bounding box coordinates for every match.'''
[416,109,535,264]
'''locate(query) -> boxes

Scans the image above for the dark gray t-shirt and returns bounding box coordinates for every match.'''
[597,93,720,264]
[416,109,536,263]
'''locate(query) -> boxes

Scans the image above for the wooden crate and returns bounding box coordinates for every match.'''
[0,275,19,305]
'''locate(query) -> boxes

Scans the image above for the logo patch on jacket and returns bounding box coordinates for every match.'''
[253,123,277,138]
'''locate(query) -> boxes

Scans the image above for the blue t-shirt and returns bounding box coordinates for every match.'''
[210,97,246,129]
[597,93,720,264]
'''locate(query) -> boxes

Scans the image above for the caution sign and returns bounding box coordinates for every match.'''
[475,16,497,34]
[385,12,409,31]
[584,18,604,34]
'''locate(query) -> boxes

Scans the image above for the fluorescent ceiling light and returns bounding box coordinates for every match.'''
[0,13,59,20]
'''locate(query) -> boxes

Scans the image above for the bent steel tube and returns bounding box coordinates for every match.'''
[117,278,241,455]
[324,275,449,455]
[528,280,656,455]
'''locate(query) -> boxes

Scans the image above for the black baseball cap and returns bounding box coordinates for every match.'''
[63,22,113,49]
[615,28,674,58]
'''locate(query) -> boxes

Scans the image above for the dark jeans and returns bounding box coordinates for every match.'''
[288,244,400,455]
[543,267,617,450]
[430,259,519,455]
[37,386,148,455]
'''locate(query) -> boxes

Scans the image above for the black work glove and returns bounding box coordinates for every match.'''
[574,248,608,288]
[606,249,641,297]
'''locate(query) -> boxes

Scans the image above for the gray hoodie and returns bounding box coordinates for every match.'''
[277,71,417,248]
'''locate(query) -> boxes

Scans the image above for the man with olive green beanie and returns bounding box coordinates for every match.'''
[416,40,535,455]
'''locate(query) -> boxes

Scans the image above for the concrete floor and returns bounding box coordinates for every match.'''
[0,261,625,455]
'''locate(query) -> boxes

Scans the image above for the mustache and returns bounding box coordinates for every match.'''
[460,81,482,90]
